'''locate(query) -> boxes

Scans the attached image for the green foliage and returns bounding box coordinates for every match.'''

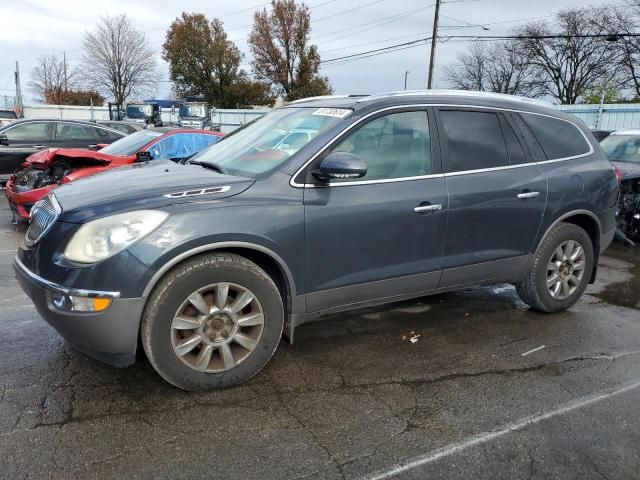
[163,13,274,108]
[579,84,622,104]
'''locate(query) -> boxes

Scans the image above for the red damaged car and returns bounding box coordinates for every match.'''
[5,128,223,220]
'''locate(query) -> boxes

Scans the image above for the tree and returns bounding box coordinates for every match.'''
[578,82,622,104]
[163,13,273,107]
[514,8,619,104]
[444,42,543,97]
[80,14,156,105]
[594,4,640,98]
[29,54,75,103]
[248,0,332,101]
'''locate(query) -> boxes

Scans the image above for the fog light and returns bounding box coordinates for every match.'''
[52,293,112,312]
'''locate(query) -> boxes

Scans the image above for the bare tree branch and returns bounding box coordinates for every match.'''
[79,14,157,106]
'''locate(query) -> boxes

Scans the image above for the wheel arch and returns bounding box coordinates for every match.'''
[141,242,296,311]
[536,209,601,283]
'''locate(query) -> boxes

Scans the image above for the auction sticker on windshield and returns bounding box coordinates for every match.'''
[312,108,351,118]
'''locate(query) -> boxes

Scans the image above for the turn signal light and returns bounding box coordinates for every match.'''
[52,294,113,313]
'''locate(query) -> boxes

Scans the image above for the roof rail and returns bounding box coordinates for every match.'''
[288,94,367,105]
[357,89,555,108]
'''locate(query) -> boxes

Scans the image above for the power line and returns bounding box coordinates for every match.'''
[320,32,640,66]
[225,0,340,34]
[314,0,386,22]
[322,37,432,64]
[314,3,436,43]
[322,41,432,68]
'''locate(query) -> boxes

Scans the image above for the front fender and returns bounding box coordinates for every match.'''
[127,203,305,298]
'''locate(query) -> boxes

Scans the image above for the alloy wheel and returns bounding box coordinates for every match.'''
[546,240,586,300]
[170,282,265,373]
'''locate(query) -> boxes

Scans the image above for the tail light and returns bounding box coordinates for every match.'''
[613,164,623,185]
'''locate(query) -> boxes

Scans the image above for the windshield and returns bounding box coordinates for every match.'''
[189,107,351,176]
[126,104,153,119]
[180,104,207,118]
[600,135,640,163]
[99,130,163,156]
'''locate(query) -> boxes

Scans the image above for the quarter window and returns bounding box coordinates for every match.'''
[521,113,590,160]
[330,111,431,182]
[440,110,509,172]
[4,122,49,141]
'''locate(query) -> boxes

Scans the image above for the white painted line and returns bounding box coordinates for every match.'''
[365,379,640,480]
[521,345,546,357]
[0,250,16,255]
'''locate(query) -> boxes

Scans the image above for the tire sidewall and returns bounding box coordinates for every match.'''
[144,259,283,391]
[534,225,594,312]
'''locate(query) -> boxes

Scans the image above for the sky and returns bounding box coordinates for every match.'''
[0,0,617,105]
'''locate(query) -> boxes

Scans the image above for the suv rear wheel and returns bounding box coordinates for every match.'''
[141,253,284,391]
[516,222,594,313]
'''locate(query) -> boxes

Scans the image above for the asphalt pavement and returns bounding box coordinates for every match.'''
[0,194,639,480]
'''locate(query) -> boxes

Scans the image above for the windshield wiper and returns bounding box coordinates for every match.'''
[188,160,228,175]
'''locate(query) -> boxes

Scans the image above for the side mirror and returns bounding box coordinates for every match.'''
[0,134,8,146]
[312,152,367,182]
[136,151,152,162]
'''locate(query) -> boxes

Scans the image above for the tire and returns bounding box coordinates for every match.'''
[141,253,284,391]
[516,222,594,313]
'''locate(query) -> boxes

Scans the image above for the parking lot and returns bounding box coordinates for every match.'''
[0,192,639,479]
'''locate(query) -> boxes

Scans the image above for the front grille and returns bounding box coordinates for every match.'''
[25,194,60,246]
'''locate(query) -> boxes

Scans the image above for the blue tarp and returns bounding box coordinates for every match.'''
[148,133,221,160]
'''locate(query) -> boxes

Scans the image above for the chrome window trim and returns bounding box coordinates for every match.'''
[14,256,121,299]
[289,103,594,188]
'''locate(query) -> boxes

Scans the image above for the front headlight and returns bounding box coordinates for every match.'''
[64,210,169,264]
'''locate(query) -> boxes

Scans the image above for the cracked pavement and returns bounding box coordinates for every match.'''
[1,195,640,479]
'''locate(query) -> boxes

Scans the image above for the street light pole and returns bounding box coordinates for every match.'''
[427,0,441,89]
[404,70,410,90]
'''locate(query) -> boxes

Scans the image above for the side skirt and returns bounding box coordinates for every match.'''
[286,255,532,342]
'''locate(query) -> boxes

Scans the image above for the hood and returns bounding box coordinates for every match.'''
[54,160,254,223]
[24,148,121,167]
[613,161,640,180]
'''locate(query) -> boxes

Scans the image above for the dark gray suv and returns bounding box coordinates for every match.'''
[14,91,619,391]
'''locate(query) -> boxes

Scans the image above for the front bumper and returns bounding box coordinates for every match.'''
[4,177,50,220]
[13,256,144,366]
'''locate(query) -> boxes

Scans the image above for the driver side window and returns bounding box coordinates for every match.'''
[330,111,431,182]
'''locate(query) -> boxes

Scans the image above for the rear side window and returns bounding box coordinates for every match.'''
[439,110,508,172]
[55,122,95,140]
[521,113,590,160]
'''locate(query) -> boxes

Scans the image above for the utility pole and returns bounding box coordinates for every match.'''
[14,61,23,118]
[427,0,441,89]
[404,70,410,90]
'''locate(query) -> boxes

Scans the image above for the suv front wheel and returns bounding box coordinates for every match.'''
[516,222,594,313]
[141,253,284,391]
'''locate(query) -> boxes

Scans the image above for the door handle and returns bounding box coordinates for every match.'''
[414,204,443,213]
[517,191,540,199]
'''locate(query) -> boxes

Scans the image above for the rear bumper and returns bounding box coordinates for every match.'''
[600,226,616,253]
[13,256,144,367]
